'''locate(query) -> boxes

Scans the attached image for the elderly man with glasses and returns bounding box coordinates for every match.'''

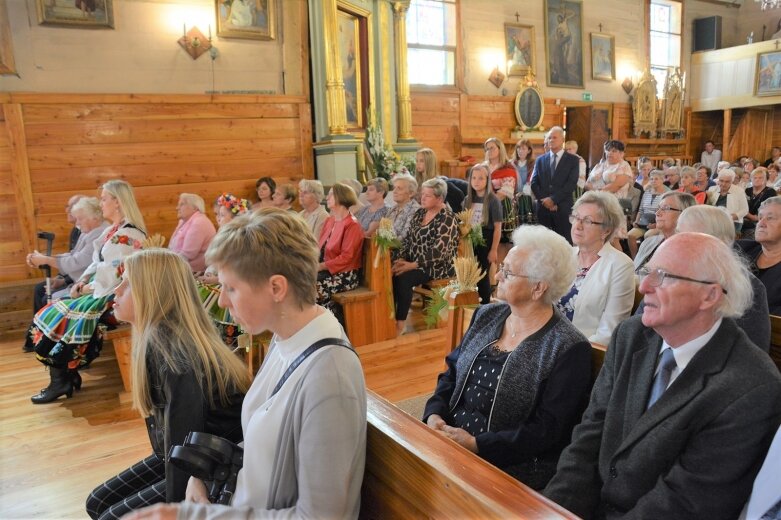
[544,232,781,519]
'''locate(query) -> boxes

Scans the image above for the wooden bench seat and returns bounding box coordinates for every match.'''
[103,324,133,392]
[0,277,38,340]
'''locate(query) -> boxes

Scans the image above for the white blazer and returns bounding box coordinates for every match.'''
[739,425,781,520]
[572,241,636,346]
[707,184,749,221]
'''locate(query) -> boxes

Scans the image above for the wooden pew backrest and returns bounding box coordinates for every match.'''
[770,314,781,373]
[360,390,578,519]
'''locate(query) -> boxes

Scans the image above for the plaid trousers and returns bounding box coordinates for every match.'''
[86,453,166,520]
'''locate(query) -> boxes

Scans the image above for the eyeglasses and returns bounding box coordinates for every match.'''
[569,215,604,226]
[656,205,682,213]
[636,267,727,294]
[497,262,532,280]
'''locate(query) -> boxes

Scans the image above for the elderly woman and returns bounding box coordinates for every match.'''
[695,165,716,191]
[743,168,777,240]
[252,176,276,210]
[271,184,297,212]
[26,180,146,403]
[127,210,367,520]
[392,178,460,335]
[26,197,108,314]
[355,177,389,237]
[586,140,633,199]
[635,157,654,188]
[675,205,770,351]
[707,169,749,232]
[678,166,706,205]
[168,193,216,273]
[556,191,635,345]
[317,183,364,310]
[627,169,667,258]
[386,174,421,243]
[633,191,697,270]
[423,225,591,490]
[297,179,328,240]
[737,196,781,315]
[86,249,249,519]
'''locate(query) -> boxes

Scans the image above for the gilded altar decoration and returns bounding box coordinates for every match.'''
[632,69,658,138]
[659,68,685,136]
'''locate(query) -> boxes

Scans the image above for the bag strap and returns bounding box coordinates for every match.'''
[270,337,355,398]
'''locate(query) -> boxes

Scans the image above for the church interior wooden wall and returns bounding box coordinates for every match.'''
[0,93,314,283]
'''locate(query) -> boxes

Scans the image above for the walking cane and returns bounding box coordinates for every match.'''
[36,231,55,304]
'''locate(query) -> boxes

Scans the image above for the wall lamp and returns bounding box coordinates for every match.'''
[621,76,634,95]
[179,24,214,60]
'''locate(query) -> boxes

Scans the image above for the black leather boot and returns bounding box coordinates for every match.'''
[69,369,82,391]
[31,367,74,404]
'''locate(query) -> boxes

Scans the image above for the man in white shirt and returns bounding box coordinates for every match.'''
[700,140,722,174]
[544,233,781,519]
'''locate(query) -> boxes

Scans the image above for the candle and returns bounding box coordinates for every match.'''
[208,24,212,41]
[182,23,186,40]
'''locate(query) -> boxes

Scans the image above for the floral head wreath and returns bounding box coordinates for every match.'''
[216,193,250,216]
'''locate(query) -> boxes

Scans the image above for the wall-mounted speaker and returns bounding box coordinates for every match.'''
[693,16,722,53]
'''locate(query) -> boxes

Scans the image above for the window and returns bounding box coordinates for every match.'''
[649,0,682,96]
[406,0,457,86]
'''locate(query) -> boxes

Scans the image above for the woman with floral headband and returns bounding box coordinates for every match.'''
[197,193,250,347]
[25,180,147,403]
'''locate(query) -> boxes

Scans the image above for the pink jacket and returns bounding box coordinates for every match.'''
[169,212,216,272]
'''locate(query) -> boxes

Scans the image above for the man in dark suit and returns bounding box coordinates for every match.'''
[544,232,781,519]
[530,126,579,243]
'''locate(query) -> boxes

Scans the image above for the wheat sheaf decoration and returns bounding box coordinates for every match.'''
[424,255,483,328]
[142,233,166,248]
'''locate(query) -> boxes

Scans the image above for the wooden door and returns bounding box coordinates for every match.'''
[590,108,611,167]
[566,106,593,165]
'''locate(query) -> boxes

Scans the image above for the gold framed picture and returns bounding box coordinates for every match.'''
[505,23,535,77]
[36,0,114,28]
[215,0,275,41]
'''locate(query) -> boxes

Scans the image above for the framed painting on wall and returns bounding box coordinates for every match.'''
[543,0,584,88]
[755,50,781,96]
[590,33,615,81]
[337,5,370,129]
[216,0,275,40]
[36,0,114,28]
[505,24,535,77]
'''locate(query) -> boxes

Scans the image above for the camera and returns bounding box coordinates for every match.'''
[168,432,243,505]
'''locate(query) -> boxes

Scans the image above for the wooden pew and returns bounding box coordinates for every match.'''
[770,314,781,373]
[103,324,133,393]
[0,278,37,340]
[333,240,396,347]
[360,390,578,519]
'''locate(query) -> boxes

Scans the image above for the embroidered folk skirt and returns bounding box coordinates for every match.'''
[197,282,241,348]
[26,293,112,369]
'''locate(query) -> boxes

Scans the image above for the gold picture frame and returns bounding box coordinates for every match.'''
[215,0,275,41]
[544,0,584,88]
[755,50,781,97]
[36,0,114,28]
[504,23,535,77]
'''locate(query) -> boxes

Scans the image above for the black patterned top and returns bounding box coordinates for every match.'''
[451,343,509,436]
[399,207,460,280]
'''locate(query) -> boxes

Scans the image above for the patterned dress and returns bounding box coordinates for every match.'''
[27,221,146,369]
[399,207,460,280]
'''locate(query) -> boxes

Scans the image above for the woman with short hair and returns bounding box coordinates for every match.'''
[168,193,217,272]
[86,249,249,519]
[678,166,707,205]
[386,174,421,243]
[297,179,328,240]
[743,167,777,240]
[392,178,460,335]
[627,170,667,258]
[271,184,297,212]
[26,180,147,403]
[633,191,697,270]
[423,225,590,490]
[252,176,276,210]
[695,165,716,191]
[556,191,635,345]
[707,169,750,232]
[316,183,364,310]
[128,210,367,519]
[737,196,781,315]
[355,177,389,237]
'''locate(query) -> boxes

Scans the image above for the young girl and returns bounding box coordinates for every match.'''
[464,164,502,304]
[86,249,250,520]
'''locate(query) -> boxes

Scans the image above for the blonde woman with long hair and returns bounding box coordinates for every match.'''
[26,180,147,403]
[86,248,249,520]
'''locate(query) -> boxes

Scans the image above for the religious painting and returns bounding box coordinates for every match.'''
[36,0,114,28]
[0,0,16,75]
[504,24,535,77]
[590,33,615,81]
[215,0,275,40]
[755,50,781,97]
[544,0,584,89]
[337,5,370,129]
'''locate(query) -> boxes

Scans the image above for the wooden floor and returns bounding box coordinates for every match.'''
[0,303,446,519]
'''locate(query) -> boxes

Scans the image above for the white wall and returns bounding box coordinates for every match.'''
[0,0,298,94]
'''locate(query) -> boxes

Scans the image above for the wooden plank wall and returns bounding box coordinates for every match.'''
[688,110,723,162]
[0,94,314,283]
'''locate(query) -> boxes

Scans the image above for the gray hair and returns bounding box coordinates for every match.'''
[179,193,206,213]
[367,177,389,197]
[677,205,735,245]
[71,196,103,221]
[343,178,364,197]
[548,126,565,139]
[512,225,577,305]
[660,190,697,212]
[760,195,781,211]
[421,177,448,200]
[573,191,625,241]
[672,233,752,319]
[392,173,418,196]
[649,169,666,180]
[717,169,736,182]
[680,166,697,181]
[298,179,325,202]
